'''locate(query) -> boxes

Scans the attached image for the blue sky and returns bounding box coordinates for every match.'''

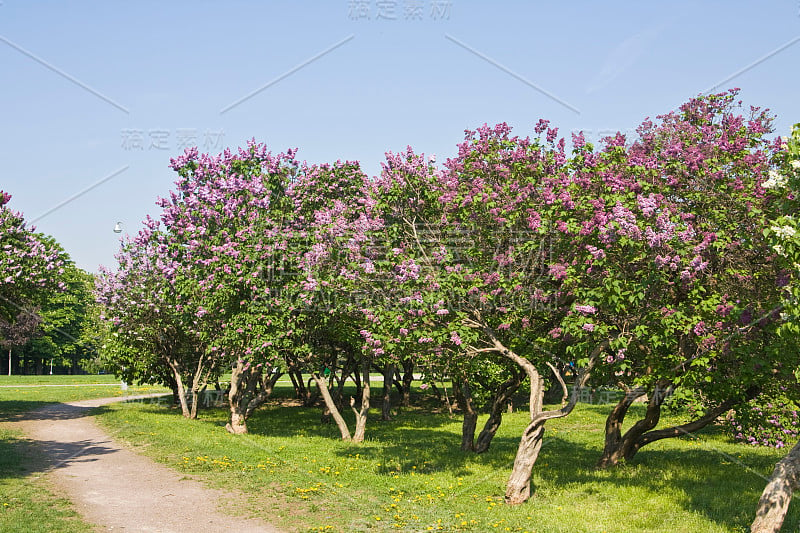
[2,1,799,272]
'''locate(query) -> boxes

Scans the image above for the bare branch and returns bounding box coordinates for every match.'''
[546,361,568,406]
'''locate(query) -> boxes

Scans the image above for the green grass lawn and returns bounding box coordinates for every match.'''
[0,427,92,533]
[0,376,169,421]
[94,386,795,533]
[0,375,170,533]
[0,374,123,386]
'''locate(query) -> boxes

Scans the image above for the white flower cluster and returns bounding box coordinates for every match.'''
[792,160,800,170]
[762,169,788,190]
[772,224,797,240]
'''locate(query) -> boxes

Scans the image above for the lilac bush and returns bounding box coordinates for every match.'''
[728,397,800,449]
[734,124,800,448]
[0,191,65,321]
[560,91,789,468]
[95,90,799,507]
[98,142,302,422]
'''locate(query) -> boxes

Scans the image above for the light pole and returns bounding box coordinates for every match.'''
[113,223,126,389]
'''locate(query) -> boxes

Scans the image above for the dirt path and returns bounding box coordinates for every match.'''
[14,396,282,533]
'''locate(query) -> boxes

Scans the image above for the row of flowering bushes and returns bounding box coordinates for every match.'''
[95,89,800,503]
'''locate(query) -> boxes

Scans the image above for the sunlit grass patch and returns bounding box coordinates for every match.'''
[0,427,94,533]
[94,392,795,532]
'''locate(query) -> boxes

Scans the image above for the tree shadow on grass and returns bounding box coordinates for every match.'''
[241,401,463,439]
[112,397,791,530]
[0,394,166,422]
[337,427,525,478]
[248,398,792,532]
[2,401,108,422]
[0,429,119,483]
[184,401,526,477]
[0,401,61,422]
[531,434,793,532]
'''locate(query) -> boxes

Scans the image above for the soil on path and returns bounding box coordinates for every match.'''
[13,395,282,533]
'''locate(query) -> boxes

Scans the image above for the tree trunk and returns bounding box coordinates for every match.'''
[632,398,736,452]
[505,421,545,505]
[600,386,755,468]
[596,386,647,468]
[225,360,281,435]
[226,362,254,434]
[289,369,307,400]
[312,373,352,441]
[504,366,546,504]
[189,390,199,419]
[163,355,193,418]
[457,379,478,452]
[496,336,603,504]
[595,380,742,469]
[474,371,522,453]
[752,439,800,533]
[7,348,10,376]
[401,359,414,407]
[351,360,371,443]
[382,363,394,421]
[187,346,219,420]
[227,411,248,434]
[597,381,672,468]
[172,368,192,418]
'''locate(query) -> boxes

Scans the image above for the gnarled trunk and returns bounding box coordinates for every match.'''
[381,363,394,421]
[474,370,522,453]
[505,421,545,505]
[313,372,352,441]
[504,363,547,505]
[456,379,478,452]
[597,382,741,468]
[225,360,282,435]
[501,340,602,505]
[401,359,415,407]
[596,381,672,468]
[751,439,800,533]
[596,385,647,468]
[351,360,371,443]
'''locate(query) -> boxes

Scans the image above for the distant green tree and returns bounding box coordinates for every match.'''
[17,238,94,374]
[0,305,41,375]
